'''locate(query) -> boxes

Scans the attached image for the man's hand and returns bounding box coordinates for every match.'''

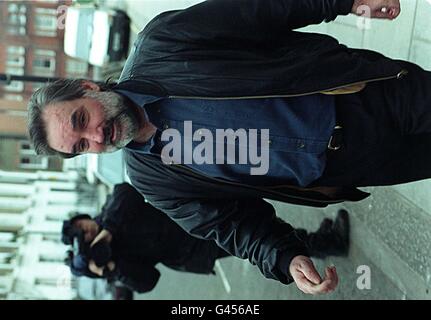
[89,259,116,277]
[352,0,401,20]
[90,229,112,248]
[289,255,339,295]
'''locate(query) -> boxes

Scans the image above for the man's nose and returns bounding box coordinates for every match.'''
[83,127,104,144]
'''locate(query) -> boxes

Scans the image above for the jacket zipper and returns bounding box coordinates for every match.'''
[167,70,408,100]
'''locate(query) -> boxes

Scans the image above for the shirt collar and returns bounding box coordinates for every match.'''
[114,89,162,108]
[125,129,161,153]
[114,89,163,152]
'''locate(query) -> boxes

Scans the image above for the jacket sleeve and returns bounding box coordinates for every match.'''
[147,197,310,285]
[158,0,354,42]
[100,183,143,236]
[116,260,161,294]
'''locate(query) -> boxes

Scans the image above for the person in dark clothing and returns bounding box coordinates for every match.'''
[62,183,229,293]
[62,183,349,293]
[29,0,415,294]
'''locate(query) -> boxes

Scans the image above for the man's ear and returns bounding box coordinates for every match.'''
[81,80,100,92]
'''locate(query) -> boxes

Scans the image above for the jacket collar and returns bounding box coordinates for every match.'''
[113,79,168,97]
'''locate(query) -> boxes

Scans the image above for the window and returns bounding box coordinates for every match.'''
[0,253,16,264]
[7,55,25,67]
[39,255,64,263]
[3,81,24,93]
[33,58,53,69]
[32,50,56,76]
[7,26,26,36]
[33,49,55,57]
[7,46,26,68]
[7,46,25,55]
[34,8,58,37]
[21,142,31,150]
[35,278,58,287]
[8,3,27,14]
[0,232,16,242]
[5,66,24,76]
[34,7,57,15]
[42,234,62,243]
[4,66,25,92]
[66,59,89,77]
[34,15,57,30]
[3,94,23,102]
[7,3,27,36]
[19,140,48,170]
[45,214,64,222]
[19,155,48,170]
[8,14,26,26]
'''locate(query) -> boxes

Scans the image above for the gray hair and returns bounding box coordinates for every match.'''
[27,78,113,158]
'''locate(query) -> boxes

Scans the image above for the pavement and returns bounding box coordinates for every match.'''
[94,0,431,300]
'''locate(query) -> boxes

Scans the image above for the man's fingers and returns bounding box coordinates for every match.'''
[90,229,112,247]
[352,0,401,19]
[298,261,322,285]
[325,266,339,288]
[295,266,339,295]
[290,257,340,295]
[388,7,401,19]
[373,7,400,19]
[294,273,321,295]
[373,0,401,20]
[89,259,104,276]
[315,266,339,293]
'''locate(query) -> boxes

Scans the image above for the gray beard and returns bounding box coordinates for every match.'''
[84,90,140,153]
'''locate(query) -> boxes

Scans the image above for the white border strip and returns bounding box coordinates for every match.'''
[215,261,231,294]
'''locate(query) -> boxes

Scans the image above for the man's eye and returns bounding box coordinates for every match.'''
[79,139,87,152]
[80,112,86,128]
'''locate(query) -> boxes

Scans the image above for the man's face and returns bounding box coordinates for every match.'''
[73,219,99,243]
[43,89,140,155]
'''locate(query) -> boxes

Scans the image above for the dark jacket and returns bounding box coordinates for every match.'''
[117,0,405,98]
[118,0,407,284]
[98,183,225,293]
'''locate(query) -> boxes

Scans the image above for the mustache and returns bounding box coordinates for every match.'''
[103,123,113,146]
[103,108,130,145]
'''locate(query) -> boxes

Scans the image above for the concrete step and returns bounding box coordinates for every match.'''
[271,185,431,299]
[270,201,401,299]
[344,186,431,299]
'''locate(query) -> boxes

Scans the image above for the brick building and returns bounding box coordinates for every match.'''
[0,0,93,172]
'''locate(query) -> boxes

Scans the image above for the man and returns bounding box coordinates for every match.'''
[62,183,230,293]
[27,0,420,295]
[62,183,349,293]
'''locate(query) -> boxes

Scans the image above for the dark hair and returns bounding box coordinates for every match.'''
[61,213,92,245]
[27,78,116,158]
